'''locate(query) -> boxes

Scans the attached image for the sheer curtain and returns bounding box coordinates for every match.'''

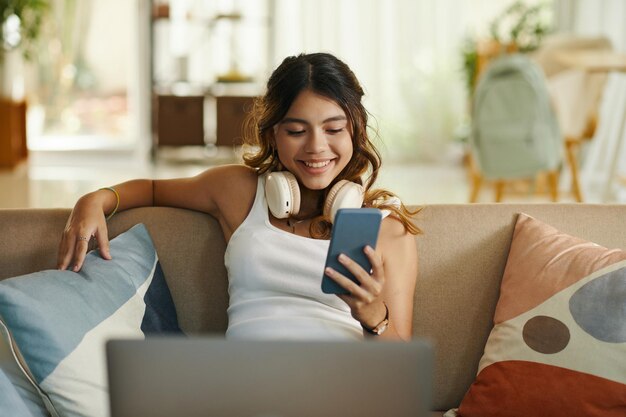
[554,0,626,52]
[271,0,528,162]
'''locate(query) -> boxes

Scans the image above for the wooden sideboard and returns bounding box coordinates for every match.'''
[0,98,27,168]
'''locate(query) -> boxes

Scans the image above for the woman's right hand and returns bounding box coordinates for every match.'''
[57,192,112,272]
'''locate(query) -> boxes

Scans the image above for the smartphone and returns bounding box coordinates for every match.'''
[321,208,383,294]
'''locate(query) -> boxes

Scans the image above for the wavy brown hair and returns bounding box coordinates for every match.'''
[243,52,420,238]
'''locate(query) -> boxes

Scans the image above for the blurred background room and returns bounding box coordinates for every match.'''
[1,0,625,208]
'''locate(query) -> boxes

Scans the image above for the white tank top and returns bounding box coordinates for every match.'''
[224,175,363,340]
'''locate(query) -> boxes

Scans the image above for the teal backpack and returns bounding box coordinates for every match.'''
[471,54,562,179]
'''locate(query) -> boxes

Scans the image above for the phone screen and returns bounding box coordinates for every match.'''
[321,208,383,294]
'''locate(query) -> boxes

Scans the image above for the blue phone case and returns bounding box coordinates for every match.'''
[321,208,383,294]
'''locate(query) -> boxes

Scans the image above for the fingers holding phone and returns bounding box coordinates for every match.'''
[322,208,389,326]
[325,243,388,326]
[324,244,384,301]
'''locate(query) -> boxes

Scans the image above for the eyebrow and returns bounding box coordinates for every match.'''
[279,115,347,125]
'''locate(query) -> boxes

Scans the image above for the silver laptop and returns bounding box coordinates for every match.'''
[106,337,433,417]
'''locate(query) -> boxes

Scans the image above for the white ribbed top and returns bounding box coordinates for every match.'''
[224,175,363,340]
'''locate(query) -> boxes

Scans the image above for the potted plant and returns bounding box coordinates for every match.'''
[461,0,552,95]
[1,0,49,97]
[0,0,48,168]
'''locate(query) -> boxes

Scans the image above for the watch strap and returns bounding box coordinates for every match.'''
[362,302,389,336]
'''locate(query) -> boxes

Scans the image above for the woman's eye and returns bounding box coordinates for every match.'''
[327,128,344,134]
[286,129,305,136]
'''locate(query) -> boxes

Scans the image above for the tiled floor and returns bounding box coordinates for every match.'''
[0,147,581,210]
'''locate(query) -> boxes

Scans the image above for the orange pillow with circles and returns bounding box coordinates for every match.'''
[457,213,626,417]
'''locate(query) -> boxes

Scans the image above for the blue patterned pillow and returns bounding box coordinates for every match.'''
[0,224,182,417]
[0,368,46,417]
[0,327,49,417]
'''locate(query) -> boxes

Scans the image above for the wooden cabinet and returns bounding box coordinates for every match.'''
[215,96,254,147]
[155,95,205,147]
[0,99,27,168]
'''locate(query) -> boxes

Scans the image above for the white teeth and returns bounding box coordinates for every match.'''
[304,160,330,168]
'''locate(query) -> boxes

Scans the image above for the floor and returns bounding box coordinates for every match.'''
[0,146,582,210]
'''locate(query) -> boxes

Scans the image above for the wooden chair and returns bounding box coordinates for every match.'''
[468,35,612,203]
[468,154,559,203]
[468,41,560,203]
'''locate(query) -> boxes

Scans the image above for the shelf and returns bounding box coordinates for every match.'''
[148,1,271,157]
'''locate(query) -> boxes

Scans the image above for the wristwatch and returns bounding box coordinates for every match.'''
[362,302,390,336]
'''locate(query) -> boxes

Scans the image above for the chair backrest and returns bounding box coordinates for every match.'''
[471,53,562,179]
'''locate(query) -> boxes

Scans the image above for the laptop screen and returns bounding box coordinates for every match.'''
[107,337,433,417]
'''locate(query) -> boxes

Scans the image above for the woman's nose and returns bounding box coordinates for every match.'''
[305,128,328,153]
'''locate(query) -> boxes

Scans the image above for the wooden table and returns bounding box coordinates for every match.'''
[555,50,626,202]
[555,50,626,73]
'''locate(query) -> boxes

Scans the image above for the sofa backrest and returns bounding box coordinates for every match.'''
[1,204,626,411]
[0,207,231,334]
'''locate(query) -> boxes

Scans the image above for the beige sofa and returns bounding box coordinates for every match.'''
[1,204,625,416]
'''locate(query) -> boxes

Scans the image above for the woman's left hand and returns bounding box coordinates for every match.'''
[324,245,388,330]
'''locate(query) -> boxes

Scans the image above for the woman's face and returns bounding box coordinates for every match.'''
[273,89,353,191]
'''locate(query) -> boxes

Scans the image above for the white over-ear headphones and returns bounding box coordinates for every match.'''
[265,171,364,223]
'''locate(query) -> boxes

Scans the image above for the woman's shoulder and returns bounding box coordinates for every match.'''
[379,214,416,256]
[197,164,258,194]
[206,163,258,180]
[380,214,410,240]
[198,164,260,236]
[378,214,418,275]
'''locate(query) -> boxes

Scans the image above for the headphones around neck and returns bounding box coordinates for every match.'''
[265,171,364,223]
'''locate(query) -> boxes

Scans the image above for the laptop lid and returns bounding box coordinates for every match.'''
[106,337,433,417]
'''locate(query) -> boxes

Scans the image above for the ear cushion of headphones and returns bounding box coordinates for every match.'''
[265,171,301,219]
[323,180,365,223]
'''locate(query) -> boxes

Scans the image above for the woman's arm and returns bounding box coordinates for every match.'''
[57,164,257,272]
[374,219,418,340]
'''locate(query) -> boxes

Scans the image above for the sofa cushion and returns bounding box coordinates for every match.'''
[0,224,182,417]
[456,213,626,417]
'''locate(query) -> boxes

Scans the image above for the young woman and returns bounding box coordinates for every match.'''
[57,53,419,341]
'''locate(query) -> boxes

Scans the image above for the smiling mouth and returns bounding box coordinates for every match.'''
[303,160,331,168]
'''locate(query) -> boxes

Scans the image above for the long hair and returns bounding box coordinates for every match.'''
[243,53,420,238]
